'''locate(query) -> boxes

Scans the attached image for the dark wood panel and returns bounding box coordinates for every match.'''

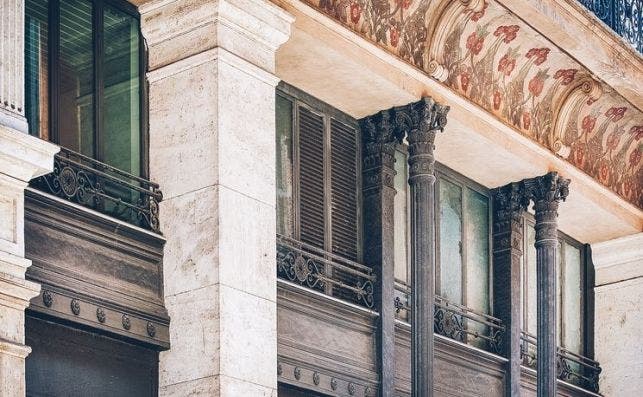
[26,315,158,397]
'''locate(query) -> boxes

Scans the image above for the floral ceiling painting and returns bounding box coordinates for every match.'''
[308,0,643,208]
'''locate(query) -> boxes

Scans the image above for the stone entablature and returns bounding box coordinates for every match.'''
[281,0,642,209]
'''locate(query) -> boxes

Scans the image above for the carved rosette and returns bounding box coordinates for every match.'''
[359,109,403,193]
[395,97,450,183]
[522,172,570,245]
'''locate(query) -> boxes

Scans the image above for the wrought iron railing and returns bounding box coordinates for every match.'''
[520,331,601,392]
[276,234,375,308]
[394,284,505,354]
[577,0,642,52]
[30,147,162,232]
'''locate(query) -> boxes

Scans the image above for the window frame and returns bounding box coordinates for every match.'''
[30,0,148,177]
[276,82,363,262]
[434,164,494,315]
[521,214,592,356]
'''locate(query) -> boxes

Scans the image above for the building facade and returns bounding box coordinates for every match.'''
[0,0,641,396]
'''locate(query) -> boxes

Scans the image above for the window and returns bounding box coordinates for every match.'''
[25,0,144,176]
[275,84,361,262]
[520,219,588,355]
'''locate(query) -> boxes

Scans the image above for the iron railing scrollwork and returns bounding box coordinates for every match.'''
[276,234,375,308]
[31,147,162,232]
[577,0,642,52]
[394,284,505,354]
[520,332,601,392]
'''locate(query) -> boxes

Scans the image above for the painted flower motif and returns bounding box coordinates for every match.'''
[466,29,486,56]
[605,106,627,122]
[629,125,643,140]
[528,69,549,97]
[471,1,488,22]
[606,130,621,151]
[493,25,520,44]
[598,160,611,184]
[526,47,551,65]
[395,0,411,9]
[573,144,585,166]
[630,147,641,167]
[522,111,531,130]
[493,90,502,110]
[497,53,516,77]
[460,71,471,91]
[390,25,400,47]
[350,3,361,24]
[553,68,578,85]
[581,115,597,135]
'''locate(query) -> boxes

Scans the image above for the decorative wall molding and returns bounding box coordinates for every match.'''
[293,0,643,208]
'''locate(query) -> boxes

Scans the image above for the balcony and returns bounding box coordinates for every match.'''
[30,147,162,233]
[577,0,642,52]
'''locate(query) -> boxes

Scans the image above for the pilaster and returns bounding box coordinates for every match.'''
[0,0,28,133]
[0,125,58,396]
[523,171,570,397]
[359,110,403,397]
[140,0,293,395]
[491,182,528,397]
[395,97,449,397]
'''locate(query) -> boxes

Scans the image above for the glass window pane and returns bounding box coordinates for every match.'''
[275,95,293,237]
[59,0,94,156]
[526,223,537,335]
[394,150,408,282]
[439,178,462,304]
[103,5,140,175]
[465,188,490,314]
[557,240,563,345]
[563,242,582,354]
[25,0,49,139]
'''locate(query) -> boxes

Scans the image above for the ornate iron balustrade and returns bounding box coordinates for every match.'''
[276,234,375,308]
[577,0,642,52]
[30,147,162,232]
[520,331,601,392]
[394,284,505,354]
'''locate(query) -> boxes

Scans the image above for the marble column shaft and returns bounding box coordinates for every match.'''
[491,182,528,397]
[523,172,570,397]
[396,98,449,397]
[360,110,402,397]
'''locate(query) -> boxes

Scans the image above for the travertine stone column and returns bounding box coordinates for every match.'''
[396,98,449,397]
[0,0,29,133]
[592,233,643,396]
[140,0,292,395]
[360,110,403,397]
[523,172,570,397]
[491,182,528,397]
[0,127,58,396]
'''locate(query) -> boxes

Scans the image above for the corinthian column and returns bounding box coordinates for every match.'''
[360,110,403,397]
[491,182,528,396]
[523,172,570,397]
[395,98,449,397]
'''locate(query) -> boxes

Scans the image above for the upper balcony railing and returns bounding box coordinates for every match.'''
[394,283,505,355]
[521,331,601,392]
[30,147,162,233]
[276,234,375,309]
[577,0,642,52]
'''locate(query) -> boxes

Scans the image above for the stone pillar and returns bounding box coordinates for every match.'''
[140,0,292,395]
[592,233,642,396]
[396,98,449,397]
[0,0,59,394]
[523,172,570,397]
[491,182,527,397]
[360,110,403,397]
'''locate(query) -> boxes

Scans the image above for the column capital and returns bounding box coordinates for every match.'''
[522,171,570,205]
[492,182,529,254]
[360,109,402,192]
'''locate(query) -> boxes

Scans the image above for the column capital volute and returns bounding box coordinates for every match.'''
[522,171,570,205]
[360,109,403,159]
[394,97,449,149]
[492,181,529,220]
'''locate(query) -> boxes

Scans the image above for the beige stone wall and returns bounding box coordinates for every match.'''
[593,233,643,395]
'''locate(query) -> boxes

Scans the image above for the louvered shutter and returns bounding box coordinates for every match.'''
[298,106,325,249]
[330,118,359,261]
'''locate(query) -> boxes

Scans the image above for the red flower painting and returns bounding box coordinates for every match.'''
[390,25,399,47]
[598,160,611,184]
[522,111,531,129]
[630,125,643,140]
[526,47,550,65]
[630,147,641,167]
[493,25,520,44]
[350,3,361,24]
[581,115,596,135]
[460,71,471,91]
[553,68,578,85]
[493,91,502,110]
[528,69,549,97]
[605,107,627,122]
[471,1,488,22]
[606,130,621,151]
[497,53,516,77]
[466,31,485,55]
[395,0,411,9]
